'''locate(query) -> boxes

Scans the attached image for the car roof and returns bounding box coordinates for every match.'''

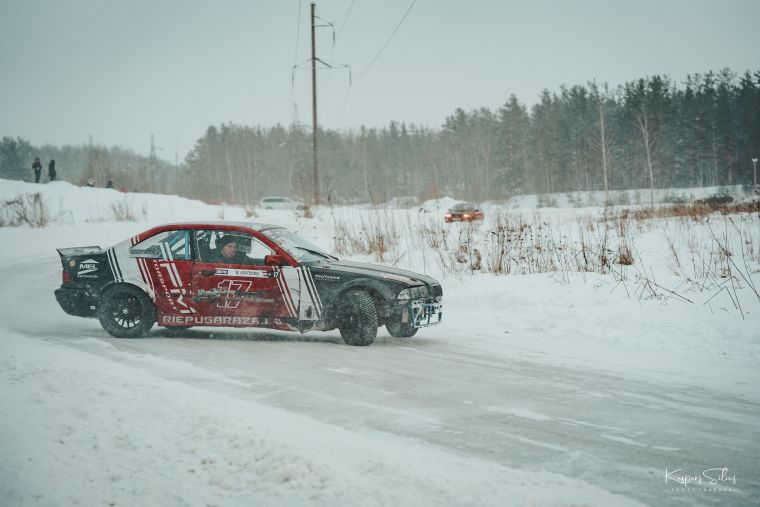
[157,221,286,232]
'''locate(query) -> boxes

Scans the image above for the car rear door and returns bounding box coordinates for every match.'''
[129,229,195,325]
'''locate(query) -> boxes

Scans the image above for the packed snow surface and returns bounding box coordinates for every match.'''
[1,179,759,506]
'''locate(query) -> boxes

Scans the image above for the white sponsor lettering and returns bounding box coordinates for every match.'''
[78,258,99,275]
[150,259,197,315]
[160,315,288,326]
[214,268,277,278]
[314,273,340,281]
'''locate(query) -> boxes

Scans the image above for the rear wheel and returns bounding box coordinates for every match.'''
[98,285,155,338]
[386,314,418,338]
[338,290,378,346]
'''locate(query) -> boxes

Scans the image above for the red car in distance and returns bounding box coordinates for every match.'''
[445,203,484,223]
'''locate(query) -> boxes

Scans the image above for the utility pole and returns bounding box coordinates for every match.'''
[310,2,320,206]
[149,134,158,172]
[293,4,345,205]
[148,134,157,191]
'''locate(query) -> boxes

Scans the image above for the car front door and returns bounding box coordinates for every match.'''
[191,229,299,327]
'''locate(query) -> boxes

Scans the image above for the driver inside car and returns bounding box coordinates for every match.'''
[210,235,248,264]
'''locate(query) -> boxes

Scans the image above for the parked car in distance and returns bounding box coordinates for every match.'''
[54,222,443,346]
[695,193,734,207]
[387,196,419,208]
[445,202,484,223]
[258,196,306,210]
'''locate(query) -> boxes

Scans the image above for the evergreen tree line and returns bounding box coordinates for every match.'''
[181,68,760,204]
[3,68,757,204]
[0,137,178,193]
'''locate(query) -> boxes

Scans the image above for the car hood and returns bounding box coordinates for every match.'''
[318,259,439,287]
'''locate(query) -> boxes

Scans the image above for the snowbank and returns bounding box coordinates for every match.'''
[0,179,247,225]
[502,184,755,209]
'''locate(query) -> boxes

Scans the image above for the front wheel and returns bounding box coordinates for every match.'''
[386,314,418,338]
[338,290,378,346]
[98,285,155,338]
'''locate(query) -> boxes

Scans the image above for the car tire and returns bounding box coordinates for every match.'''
[386,315,418,338]
[338,290,378,346]
[98,284,155,338]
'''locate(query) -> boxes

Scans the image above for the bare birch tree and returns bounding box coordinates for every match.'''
[591,85,613,206]
[636,107,656,207]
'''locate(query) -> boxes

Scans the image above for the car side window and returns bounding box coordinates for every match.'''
[195,230,274,265]
[130,230,191,260]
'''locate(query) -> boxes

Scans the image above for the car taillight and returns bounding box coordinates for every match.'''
[62,271,71,284]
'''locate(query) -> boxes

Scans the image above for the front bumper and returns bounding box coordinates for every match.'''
[404,298,443,328]
[54,287,98,318]
[445,214,483,223]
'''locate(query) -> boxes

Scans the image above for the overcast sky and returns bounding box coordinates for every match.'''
[1,0,759,161]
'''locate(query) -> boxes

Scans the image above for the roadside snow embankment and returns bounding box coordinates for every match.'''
[0,179,247,225]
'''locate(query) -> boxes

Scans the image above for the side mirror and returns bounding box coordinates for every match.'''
[265,254,285,266]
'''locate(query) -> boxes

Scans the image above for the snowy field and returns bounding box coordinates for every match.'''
[1,179,759,506]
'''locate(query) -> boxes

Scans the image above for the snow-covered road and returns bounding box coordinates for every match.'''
[1,222,758,506]
[65,328,760,507]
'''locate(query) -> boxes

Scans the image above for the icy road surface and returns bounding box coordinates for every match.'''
[1,223,759,506]
[66,331,760,504]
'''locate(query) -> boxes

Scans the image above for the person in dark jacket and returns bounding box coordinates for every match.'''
[32,157,42,183]
[210,235,250,264]
[48,159,57,181]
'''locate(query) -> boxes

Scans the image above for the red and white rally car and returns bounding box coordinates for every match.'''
[54,222,443,346]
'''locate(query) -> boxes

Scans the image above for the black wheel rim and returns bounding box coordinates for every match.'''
[106,292,144,329]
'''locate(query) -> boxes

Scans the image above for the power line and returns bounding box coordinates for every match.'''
[290,0,304,125]
[292,0,303,68]
[353,0,417,84]
[335,83,353,130]
[325,1,352,106]
[291,3,352,131]
[337,0,355,38]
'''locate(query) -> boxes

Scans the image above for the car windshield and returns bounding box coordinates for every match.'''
[451,203,474,212]
[260,227,337,263]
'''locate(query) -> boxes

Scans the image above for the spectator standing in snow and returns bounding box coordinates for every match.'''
[105,179,114,189]
[86,177,95,187]
[48,159,57,181]
[32,157,42,183]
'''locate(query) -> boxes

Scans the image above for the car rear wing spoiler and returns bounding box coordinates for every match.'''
[57,246,105,258]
